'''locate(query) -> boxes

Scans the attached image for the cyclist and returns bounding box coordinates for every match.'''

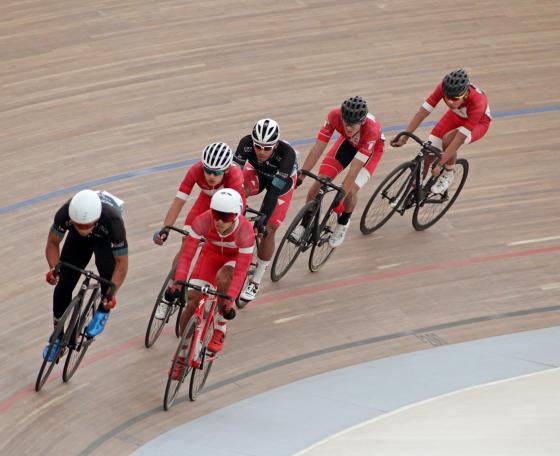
[165,188,254,377]
[233,118,298,302]
[44,189,128,360]
[391,69,491,194]
[153,142,244,317]
[296,96,385,247]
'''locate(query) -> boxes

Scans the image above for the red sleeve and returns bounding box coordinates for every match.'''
[317,109,337,143]
[462,95,486,132]
[178,162,201,196]
[424,82,444,110]
[226,219,255,302]
[174,211,212,281]
[224,165,246,210]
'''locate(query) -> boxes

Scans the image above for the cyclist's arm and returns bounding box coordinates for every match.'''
[405,106,431,135]
[174,233,201,282]
[300,139,328,174]
[233,137,249,169]
[342,158,363,195]
[110,254,128,295]
[162,197,187,227]
[45,230,63,270]
[259,151,296,222]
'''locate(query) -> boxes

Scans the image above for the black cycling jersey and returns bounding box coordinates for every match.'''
[234,135,297,222]
[51,201,128,256]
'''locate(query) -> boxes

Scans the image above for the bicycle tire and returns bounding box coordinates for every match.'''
[412,158,469,231]
[188,319,214,401]
[308,209,338,272]
[35,296,81,392]
[270,201,317,282]
[145,269,175,348]
[163,316,198,411]
[360,162,415,235]
[62,289,100,382]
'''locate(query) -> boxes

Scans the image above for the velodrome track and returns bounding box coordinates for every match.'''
[1,1,559,454]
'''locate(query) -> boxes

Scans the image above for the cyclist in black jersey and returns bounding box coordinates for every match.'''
[233,118,298,301]
[43,190,128,359]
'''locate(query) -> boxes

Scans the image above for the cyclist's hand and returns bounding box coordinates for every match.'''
[222,304,236,321]
[153,227,170,245]
[165,284,184,304]
[391,136,408,148]
[45,268,59,286]
[253,215,267,236]
[296,170,304,188]
[432,164,443,177]
[102,295,117,310]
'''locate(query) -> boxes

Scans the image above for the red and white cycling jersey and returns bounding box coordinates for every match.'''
[317,107,384,164]
[423,82,492,135]
[175,210,255,301]
[177,161,244,199]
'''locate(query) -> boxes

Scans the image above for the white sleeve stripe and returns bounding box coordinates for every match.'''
[176,191,189,200]
[356,152,369,163]
[190,232,203,240]
[238,246,254,254]
[422,101,434,112]
[457,126,472,144]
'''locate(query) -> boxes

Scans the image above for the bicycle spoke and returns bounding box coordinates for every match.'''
[309,211,338,272]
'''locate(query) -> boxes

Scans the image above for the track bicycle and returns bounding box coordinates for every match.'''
[360,131,469,233]
[145,226,191,348]
[270,169,345,282]
[163,281,232,410]
[35,262,115,392]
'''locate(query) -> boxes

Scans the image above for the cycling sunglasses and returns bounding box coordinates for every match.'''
[73,221,97,230]
[446,90,468,101]
[211,209,237,222]
[203,166,225,176]
[253,143,275,151]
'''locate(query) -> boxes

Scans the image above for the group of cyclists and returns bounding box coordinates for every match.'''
[41,68,491,365]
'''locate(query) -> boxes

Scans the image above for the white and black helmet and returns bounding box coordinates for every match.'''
[210,188,243,218]
[201,142,233,171]
[251,118,280,146]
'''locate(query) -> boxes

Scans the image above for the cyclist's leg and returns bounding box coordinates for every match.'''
[425,111,463,176]
[54,232,94,326]
[209,263,234,353]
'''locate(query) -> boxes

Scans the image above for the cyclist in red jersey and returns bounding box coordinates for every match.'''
[391,69,492,194]
[296,96,385,247]
[165,189,255,358]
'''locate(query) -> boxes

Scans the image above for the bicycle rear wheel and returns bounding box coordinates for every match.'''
[270,201,317,282]
[412,158,469,231]
[145,269,176,348]
[163,316,198,411]
[35,297,80,392]
[189,320,214,401]
[360,162,414,235]
[63,289,100,382]
[308,209,338,272]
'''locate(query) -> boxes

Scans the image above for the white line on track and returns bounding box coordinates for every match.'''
[541,283,560,290]
[377,262,407,269]
[274,314,306,324]
[507,235,560,246]
[18,383,89,427]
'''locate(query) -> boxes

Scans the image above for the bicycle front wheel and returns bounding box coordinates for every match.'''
[270,201,317,282]
[189,319,214,401]
[308,209,338,272]
[35,297,80,392]
[145,269,176,348]
[63,289,100,382]
[163,316,198,411]
[360,162,414,235]
[412,158,469,231]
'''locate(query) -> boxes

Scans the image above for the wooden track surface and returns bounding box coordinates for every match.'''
[1,1,559,454]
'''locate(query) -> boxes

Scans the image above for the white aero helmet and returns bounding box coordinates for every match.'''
[251,118,280,146]
[210,188,243,219]
[69,189,102,224]
[201,142,233,171]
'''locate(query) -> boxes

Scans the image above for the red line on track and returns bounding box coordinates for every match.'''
[2,244,559,413]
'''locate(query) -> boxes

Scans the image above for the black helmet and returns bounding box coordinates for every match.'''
[442,69,470,98]
[341,96,368,123]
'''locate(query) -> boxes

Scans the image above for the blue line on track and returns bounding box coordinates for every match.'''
[2,105,559,216]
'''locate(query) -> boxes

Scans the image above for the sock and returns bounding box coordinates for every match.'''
[337,211,353,225]
[215,314,227,334]
[252,258,270,284]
